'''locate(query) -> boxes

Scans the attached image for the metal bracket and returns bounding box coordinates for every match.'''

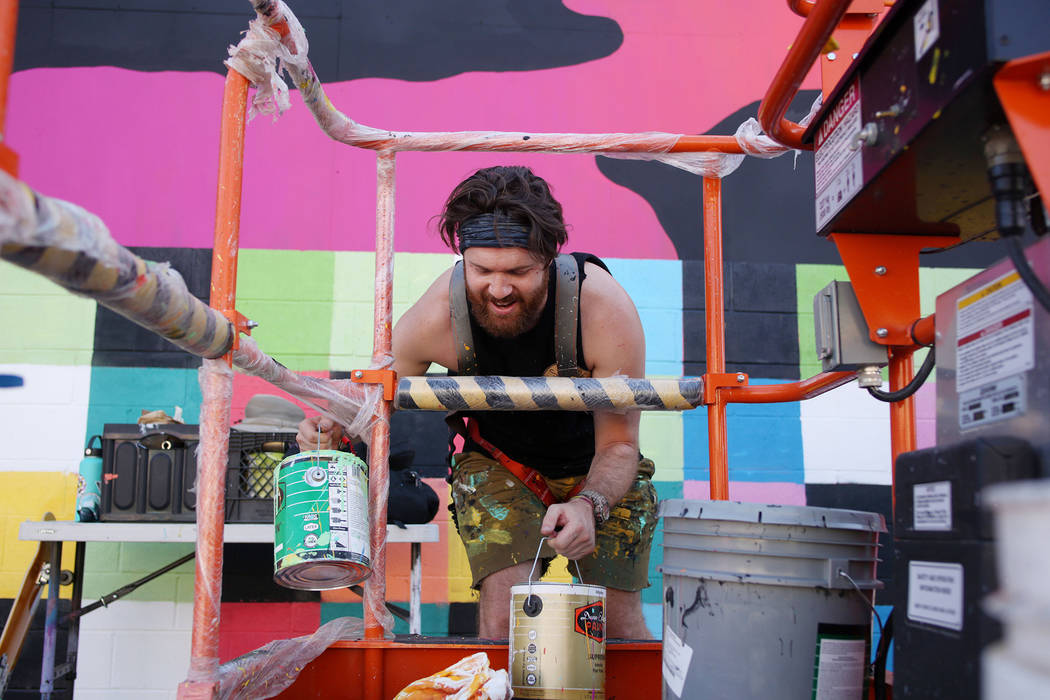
[220,309,255,350]
[350,368,398,402]
[703,372,749,404]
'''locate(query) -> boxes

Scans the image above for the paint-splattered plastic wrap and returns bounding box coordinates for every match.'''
[216,617,388,700]
[229,2,743,166]
[0,171,235,358]
[182,358,238,690]
[393,652,512,700]
[232,336,387,442]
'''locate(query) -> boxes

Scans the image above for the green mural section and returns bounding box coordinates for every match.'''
[237,249,336,372]
[330,251,456,372]
[640,412,683,483]
[0,262,96,365]
[82,542,197,602]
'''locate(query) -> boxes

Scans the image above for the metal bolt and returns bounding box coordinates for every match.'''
[1040,71,1050,91]
[245,320,259,329]
[353,370,364,378]
[875,266,887,276]
[736,373,746,383]
[876,328,889,338]
[827,52,837,61]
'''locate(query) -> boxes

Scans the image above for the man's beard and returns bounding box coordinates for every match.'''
[467,272,548,338]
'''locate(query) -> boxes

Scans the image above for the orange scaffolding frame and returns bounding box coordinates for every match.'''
[190,2,900,696]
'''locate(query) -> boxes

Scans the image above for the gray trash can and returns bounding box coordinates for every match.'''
[659,498,885,699]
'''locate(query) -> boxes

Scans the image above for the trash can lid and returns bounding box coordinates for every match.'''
[658,498,886,532]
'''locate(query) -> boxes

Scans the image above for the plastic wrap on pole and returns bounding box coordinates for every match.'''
[228,1,747,162]
[606,95,824,177]
[363,150,396,641]
[232,336,386,443]
[216,617,382,700]
[0,172,234,359]
[183,358,234,690]
[397,376,704,412]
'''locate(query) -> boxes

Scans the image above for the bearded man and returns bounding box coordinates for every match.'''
[298,165,656,639]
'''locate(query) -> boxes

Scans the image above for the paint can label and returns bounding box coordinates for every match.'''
[274,450,370,589]
[510,583,606,699]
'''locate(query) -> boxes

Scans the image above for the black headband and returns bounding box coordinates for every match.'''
[457,213,532,251]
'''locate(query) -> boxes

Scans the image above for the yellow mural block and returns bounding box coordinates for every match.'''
[446,520,476,604]
[0,472,79,598]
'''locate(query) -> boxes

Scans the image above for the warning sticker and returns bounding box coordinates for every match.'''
[959,374,1026,430]
[956,271,1034,394]
[913,0,940,62]
[814,80,863,230]
[913,481,952,531]
[662,625,693,698]
[813,637,865,700]
[907,561,963,631]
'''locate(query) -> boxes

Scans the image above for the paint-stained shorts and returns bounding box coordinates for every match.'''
[449,451,658,591]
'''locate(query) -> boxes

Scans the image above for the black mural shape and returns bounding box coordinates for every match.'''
[91,247,212,369]
[595,90,1006,270]
[15,0,622,81]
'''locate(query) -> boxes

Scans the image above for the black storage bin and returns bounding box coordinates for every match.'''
[892,437,1039,700]
[100,424,297,523]
[100,423,199,521]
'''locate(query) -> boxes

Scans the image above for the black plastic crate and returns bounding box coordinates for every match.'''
[225,431,298,523]
[100,424,298,523]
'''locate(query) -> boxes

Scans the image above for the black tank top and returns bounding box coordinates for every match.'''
[459,252,609,478]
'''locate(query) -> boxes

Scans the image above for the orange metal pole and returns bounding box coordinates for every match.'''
[210,70,250,329]
[362,150,396,700]
[703,177,729,501]
[0,0,19,175]
[178,69,249,700]
[911,314,935,348]
[887,347,917,513]
[0,0,17,133]
[721,370,856,403]
[758,0,852,150]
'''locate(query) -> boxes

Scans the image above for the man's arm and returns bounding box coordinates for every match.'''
[542,262,645,560]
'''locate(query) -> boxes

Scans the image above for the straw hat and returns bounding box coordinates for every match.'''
[233,394,305,433]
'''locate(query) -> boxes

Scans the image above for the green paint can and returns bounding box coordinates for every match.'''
[273,450,371,590]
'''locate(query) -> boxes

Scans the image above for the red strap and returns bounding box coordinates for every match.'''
[463,418,584,508]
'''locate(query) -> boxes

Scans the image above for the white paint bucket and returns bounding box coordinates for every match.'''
[982,478,1050,691]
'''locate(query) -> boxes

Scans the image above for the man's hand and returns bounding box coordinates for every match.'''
[540,498,596,561]
[295,415,343,451]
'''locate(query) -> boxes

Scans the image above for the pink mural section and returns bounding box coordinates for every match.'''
[7,1,816,259]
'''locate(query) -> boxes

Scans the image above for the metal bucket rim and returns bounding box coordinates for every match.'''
[278,449,367,468]
[983,478,1050,509]
[511,582,607,596]
[659,498,886,533]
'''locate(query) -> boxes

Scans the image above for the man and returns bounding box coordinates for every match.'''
[297,165,656,639]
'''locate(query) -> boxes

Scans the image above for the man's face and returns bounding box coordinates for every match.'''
[463,247,549,338]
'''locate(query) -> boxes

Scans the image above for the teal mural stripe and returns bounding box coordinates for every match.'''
[86,366,203,439]
[321,602,451,637]
[643,479,684,606]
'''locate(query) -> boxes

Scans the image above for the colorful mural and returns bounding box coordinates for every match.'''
[1,1,1004,697]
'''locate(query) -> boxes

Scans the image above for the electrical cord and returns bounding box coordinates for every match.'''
[872,610,894,700]
[867,346,935,403]
[1003,234,1050,313]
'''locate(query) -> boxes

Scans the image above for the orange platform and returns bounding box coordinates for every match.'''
[275,639,662,699]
